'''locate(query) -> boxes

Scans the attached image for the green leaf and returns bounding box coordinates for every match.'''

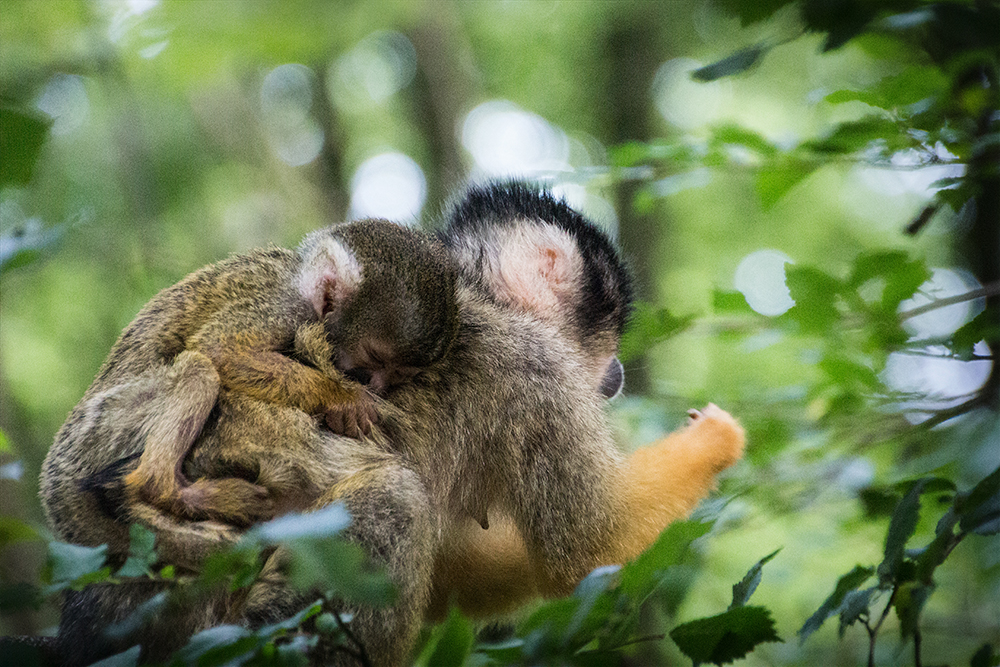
[693,43,769,82]
[171,625,257,666]
[422,608,475,667]
[838,586,877,637]
[915,509,958,583]
[818,354,881,393]
[825,67,948,110]
[285,537,395,606]
[0,582,43,614]
[798,565,875,643]
[730,549,781,609]
[783,265,842,333]
[670,605,782,666]
[894,581,934,640]
[848,251,929,311]
[619,303,694,361]
[712,289,756,315]
[959,465,1000,536]
[46,541,109,591]
[755,157,819,208]
[879,479,942,585]
[256,599,323,639]
[243,502,351,544]
[712,0,796,25]
[0,517,39,548]
[711,124,778,157]
[952,306,1000,360]
[619,519,713,602]
[803,116,900,154]
[0,221,63,273]
[117,524,159,578]
[970,643,998,667]
[0,106,51,187]
[85,646,141,667]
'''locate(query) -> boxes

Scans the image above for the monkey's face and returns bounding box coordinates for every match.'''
[334,337,421,396]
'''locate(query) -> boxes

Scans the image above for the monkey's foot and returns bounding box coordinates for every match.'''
[177,478,275,527]
[683,404,746,470]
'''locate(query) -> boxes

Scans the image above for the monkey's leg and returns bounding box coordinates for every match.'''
[122,351,271,524]
[242,462,436,667]
[611,403,745,562]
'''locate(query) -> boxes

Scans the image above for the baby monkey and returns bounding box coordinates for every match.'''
[42,219,457,548]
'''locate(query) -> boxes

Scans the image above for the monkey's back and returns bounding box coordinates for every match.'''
[39,246,306,550]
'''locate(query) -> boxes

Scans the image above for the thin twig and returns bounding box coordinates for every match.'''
[905,202,941,236]
[899,281,1000,321]
[334,611,372,667]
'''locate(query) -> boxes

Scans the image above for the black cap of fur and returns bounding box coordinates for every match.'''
[442,181,633,340]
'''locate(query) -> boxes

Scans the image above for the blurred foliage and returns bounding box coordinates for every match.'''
[1,0,999,665]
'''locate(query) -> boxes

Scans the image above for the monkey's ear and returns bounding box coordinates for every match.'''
[599,357,624,399]
[493,223,582,320]
[297,230,365,319]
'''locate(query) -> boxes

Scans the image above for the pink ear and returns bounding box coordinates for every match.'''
[494,224,580,318]
[298,234,364,319]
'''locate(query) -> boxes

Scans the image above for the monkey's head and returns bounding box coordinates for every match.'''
[442,181,633,397]
[297,219,459,396]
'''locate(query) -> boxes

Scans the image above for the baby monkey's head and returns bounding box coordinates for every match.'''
[298,219,459,395]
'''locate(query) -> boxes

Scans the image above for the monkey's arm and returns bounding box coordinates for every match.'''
[195,318,377,438]
[434,405,744,615]
[609,404,744,563]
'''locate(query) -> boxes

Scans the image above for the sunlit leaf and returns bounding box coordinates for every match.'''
[117,524,158,578]
[171,625,256,665]
[783,265,842,333]
[838,586,877,637]
[244,502,351,544]
[711,124,778,157]
[670,605,781,665]
[756,158,819,209]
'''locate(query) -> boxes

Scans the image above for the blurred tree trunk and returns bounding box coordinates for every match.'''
[597,3,673,396]
[409,4,478,220]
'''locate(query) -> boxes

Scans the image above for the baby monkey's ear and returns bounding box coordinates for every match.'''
[296,228,365,319]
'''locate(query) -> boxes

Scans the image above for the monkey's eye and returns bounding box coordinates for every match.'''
[344,367,373,386]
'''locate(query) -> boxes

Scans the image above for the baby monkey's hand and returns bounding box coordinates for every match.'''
[324,390,379,439]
